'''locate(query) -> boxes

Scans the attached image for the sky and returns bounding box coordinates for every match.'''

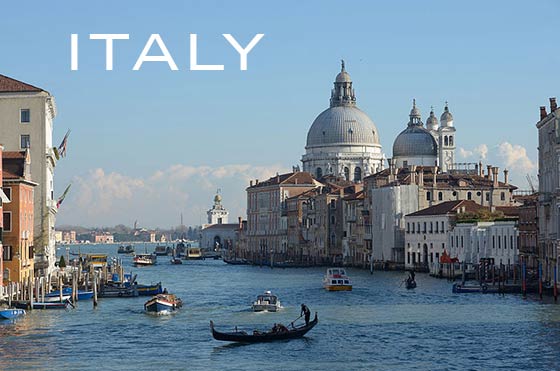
[0,0,557,228]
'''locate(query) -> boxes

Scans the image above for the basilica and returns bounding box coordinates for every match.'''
[301,61,456,176]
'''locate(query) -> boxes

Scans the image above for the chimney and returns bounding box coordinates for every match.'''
[487,165,492,180]
[478,161,483,177]
[550,97,557,112]
[504,169,509,184]
[276,173,280,182]
[540,106,548,120]
[409,165,417,184]
[492,167,499,187]
[255,179,259,185]
[238,216,243,230]
[250,180,253,187]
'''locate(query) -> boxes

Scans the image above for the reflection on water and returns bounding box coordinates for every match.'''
[1,243,560,370]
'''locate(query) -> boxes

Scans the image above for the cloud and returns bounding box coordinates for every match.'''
[459,144,488,160]
[58,164,288,228]
[496,142,536,174]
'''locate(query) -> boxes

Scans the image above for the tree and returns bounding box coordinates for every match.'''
[59,255,67,270]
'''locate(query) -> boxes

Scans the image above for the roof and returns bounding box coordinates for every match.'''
[2,151,28,180]
[343,190,364,201]
[249,171,321,189]
[0,74,44,93]
[407,200,486,217]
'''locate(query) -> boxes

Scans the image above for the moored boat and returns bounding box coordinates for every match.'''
[44,294,72,303]
[133,253,157,266]
[13,301,70,310]
[118,245,135,254]
[210,313,318,343]
[170,257,183,264]
[46,288,94,300]
[252,290,282,312]
[137,282,163,296]
[99,284,139,298]
[144,293,182,314]
[0,308,26,320]
[154,245,170,256]
[323,268,352,291]
[223,257,249,265]
[186,247,203,260]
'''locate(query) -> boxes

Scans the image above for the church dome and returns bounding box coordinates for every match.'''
[393,126,438,157]
[306,106,380,147]
[426,108,439,131]
[440,103,454,127]
[393,100,437,158]
[335,70,352,83]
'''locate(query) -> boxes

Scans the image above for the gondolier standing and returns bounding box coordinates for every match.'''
[301,304,311,325]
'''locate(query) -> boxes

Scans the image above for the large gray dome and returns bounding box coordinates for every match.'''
[393,125,437,157]
[306,106,380,148]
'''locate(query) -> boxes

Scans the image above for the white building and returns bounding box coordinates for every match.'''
[302,61,384,181]
[536,97,560,283]
[449,221,518,266]
[393,100,456,172]
[0,74,58,275]
[201,191,238,251]
[207,191,229,225]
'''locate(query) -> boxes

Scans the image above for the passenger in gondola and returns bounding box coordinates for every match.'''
[301,303,311,325]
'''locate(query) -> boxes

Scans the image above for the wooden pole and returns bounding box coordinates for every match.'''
[29,275,34,310]
[41,277,45,303]
[539,261,543,300]
[8,282,12,308]
[93,272,98,308]
[59,275,63,303]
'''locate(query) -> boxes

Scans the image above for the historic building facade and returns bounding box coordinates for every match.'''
[0,75,58,276]
[301,62,384,181]
[537,97,559,283]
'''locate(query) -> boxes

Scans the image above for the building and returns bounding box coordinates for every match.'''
[536,97,559,283]
[516,194,538,269]
[301,61,384,181]
[2,150,36,285]
[93,233,114,244]
[54,230,63,243]
[0,74,58,276]
[245,171,322,263]
[364,163,518,266]
[207,190,229,224]
[341,190,368,267]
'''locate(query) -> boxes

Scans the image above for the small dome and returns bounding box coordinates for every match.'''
[335,70,352,83]
[410,99,421,118]
[440,104,454,126]
[214,194,222,203]
[426,108,439,131]
[393,126,438,158]
[306,106,380,147]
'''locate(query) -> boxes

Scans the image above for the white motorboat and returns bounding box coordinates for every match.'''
[251,290,281,312]
[323,268,352,291]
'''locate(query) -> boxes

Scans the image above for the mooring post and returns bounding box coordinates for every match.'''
[59,275,63,303]
[93,272,98,308]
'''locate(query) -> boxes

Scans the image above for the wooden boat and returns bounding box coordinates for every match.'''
[13,301,70,310]
[137,282,163,296]
[405,279,417,289]
[170,257,183,264]
[118,245,135,254]
[223,257,249,265]
[44,294,72,303]
[144,293,182,314]
[0,308,25,320]
[323,268,352,291]
[47,288,94,300]
[452,283,501,294]
[99,284,139,298]
[210,313,318,343]
[133,253,157,266]
[252,290,282,312]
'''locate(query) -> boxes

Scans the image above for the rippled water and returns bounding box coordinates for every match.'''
[2,244,560,370]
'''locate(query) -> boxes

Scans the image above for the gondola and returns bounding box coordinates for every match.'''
[405,279,417,289]
[210,313,318,343]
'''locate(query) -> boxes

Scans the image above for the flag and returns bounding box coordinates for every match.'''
[58,129,71,158]
[57,184,72,209]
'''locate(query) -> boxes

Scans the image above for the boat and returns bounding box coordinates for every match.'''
[44,294,72,303]
[210,313,318,343]
[170,257,183,264]
[12,301,70,310]
[251,290,282,312]
[186,247,203,260]
[85,254,108,269]
[223,257,249,265]
[175,242,187,256]
[118,245,135,254]
[137,282,163,296]
[0,308,26,320]
[133,253,157,266]
[154,245,170,256]
[323,268,352,291]
[46,288,94,300]
[405,279,417,289]
[452,283,501,294]
[99,285,139,298]
[144,293,183,314]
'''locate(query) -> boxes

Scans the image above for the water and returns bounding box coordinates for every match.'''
[2,244,560,370]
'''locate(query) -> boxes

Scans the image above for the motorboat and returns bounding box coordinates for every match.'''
[186,247,203,260]
[154,246,170,256]
[47,288,94,300]
[118,245,135,254]
[133,253,157,266]
[170,257,183,264]
[144,293,182,315]
[137,282,163,296]
[12,301,70,310]
[210,313,318,343]
[0,308,25,320]
[251,290,282,312]
[323,268,352,291]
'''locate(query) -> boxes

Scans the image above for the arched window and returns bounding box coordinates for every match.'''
[449,136,454,146]
[344,167,350,181]
[316,167,323,179]
[354,167,362,182]
[444,136,449,146]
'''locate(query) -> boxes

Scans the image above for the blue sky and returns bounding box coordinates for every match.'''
[1,0,557,228]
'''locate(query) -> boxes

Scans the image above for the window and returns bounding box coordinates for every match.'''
[20,109,30,123]
[427,191,431,201]
[343,167,350,181]
[511,236,514,249]
[3,212,11,232]
[449,136,454,146]
[28,244,34,259]
[486,193,490,202]
[501,192,505,201]
[3,187,11,201]
[407,223,410,233]
[330,200,336,209]
[316,167,322,179]
[407,252,411,264]
[2,245,12,261]
[441,221,445,233]
[467,192,472,200]
[423,222,427,233]
[438,192,443,201]
[412,223,415,233]
[430,222,433,233]
[354,167,362,182]
[20,134,30,149]
[444,136,449,146]
[435,221,439,233]
[331,216,335,224]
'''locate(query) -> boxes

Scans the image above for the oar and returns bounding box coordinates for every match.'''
[290,315,303,328]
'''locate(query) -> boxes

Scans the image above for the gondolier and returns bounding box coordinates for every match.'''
[301,303,311,325]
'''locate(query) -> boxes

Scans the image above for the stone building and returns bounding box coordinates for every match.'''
[200,192,240,253]
[341,190,368,267]
[515,194,538,269]
[536,97,559,283]
[0,74,58,275]
[207,190,229,225]
[301,61,384,181]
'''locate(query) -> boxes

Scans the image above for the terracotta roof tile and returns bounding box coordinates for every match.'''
[407,200,486,217]
[0,74,44,93]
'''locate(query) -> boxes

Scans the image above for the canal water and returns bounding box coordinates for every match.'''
[1,244,560,370]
